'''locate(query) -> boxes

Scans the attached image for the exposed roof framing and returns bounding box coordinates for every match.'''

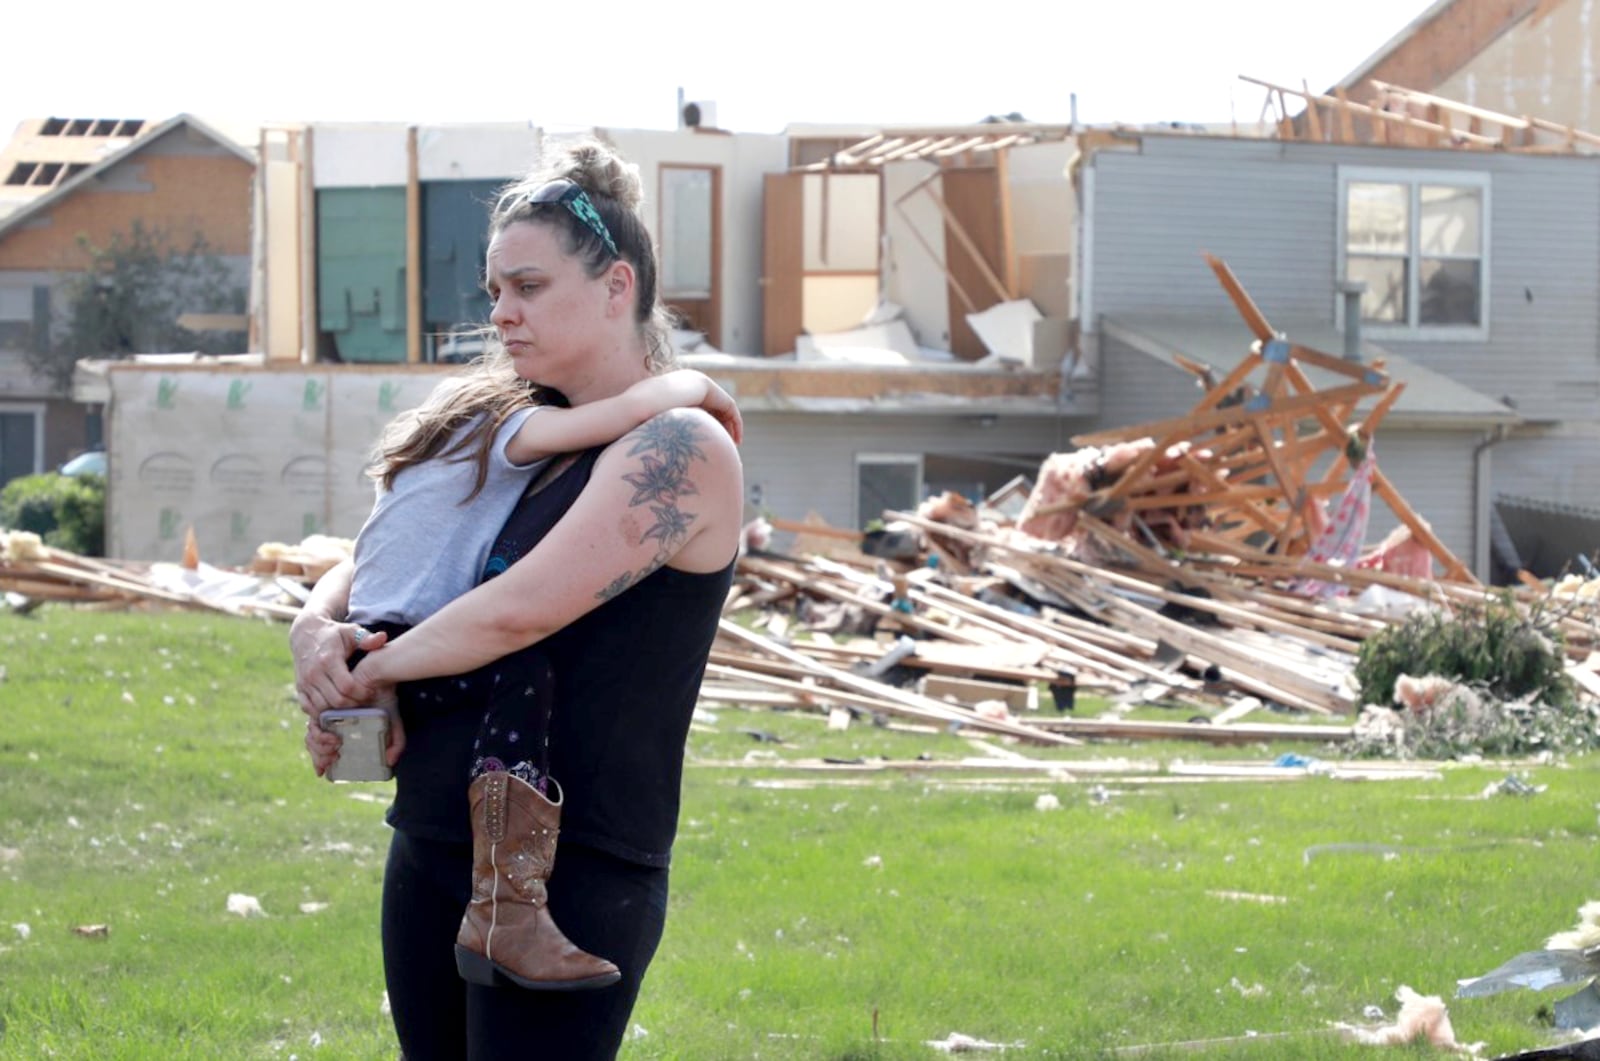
[1243,74,1600,154]
[802,123,1075,170]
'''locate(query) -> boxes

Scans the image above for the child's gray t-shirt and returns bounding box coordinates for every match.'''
[347,406,545,626]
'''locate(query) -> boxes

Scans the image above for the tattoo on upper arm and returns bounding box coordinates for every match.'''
[596,415,708,602]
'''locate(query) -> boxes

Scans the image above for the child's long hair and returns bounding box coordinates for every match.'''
[368,349,561,503]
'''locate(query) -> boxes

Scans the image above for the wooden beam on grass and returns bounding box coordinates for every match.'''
[716,619,1081,745]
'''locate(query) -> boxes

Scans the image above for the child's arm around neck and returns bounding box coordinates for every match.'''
[505,369,742,463]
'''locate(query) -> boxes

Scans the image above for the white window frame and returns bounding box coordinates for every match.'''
[854,452,923,528]
[0,401,47,478]
[1336,166,1491,342]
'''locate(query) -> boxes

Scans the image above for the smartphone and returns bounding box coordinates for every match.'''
[320,708,393,782]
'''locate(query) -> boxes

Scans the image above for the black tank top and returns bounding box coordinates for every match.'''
[386,446,733,867]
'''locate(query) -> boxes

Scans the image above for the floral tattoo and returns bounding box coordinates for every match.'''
[596,415,707,602]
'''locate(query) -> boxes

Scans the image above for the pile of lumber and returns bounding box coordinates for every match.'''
[713,259,1600,739]
[716,536,1366,747]
[0,530,300,621]
[1014,256,1472,584]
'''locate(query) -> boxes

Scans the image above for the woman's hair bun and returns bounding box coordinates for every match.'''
[557,139,643,211]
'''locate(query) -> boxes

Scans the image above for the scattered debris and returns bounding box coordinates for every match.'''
[1,529,302,620]
[1481,775,1547,798]
[1207,891,1287,905]
[12,923,30,940]
[1336,985,1482,1054]
[1485,1035,1600,1060]
[1229,977,1267,998]
[72,924,109,939]
[226,893,266,918]
[1458,902,1600,1032]
[926,1031,1025,1053]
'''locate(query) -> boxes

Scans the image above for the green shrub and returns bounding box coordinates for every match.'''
[0,471,105,555]
[1356,594,1572,708]
[1351,594,1597,758]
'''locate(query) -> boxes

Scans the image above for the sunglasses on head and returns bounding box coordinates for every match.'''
[522,179,620,259]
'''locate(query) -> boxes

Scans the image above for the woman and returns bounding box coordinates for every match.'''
[290,139,743,1060]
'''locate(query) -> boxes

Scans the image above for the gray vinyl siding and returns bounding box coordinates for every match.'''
[740,411,1074,530]
[1365,431,1477,565]
[1088,332,1208,435]
[1493,433,1600,506]
[1090,142,1337,323]
[1088,135,1600,425]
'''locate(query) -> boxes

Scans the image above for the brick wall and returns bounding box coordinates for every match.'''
[0,154,254,271]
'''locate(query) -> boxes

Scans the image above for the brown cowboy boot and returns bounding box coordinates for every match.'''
[454,770,621,991]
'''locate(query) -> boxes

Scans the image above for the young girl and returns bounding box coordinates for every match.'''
[343,360,740,635]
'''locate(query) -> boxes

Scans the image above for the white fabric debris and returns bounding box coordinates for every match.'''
[226,893,266,918]
[926,1031,1024,1052]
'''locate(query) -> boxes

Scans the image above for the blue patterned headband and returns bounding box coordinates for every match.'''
[522,178,620,258]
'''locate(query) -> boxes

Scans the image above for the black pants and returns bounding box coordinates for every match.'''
[381,829,669,1061]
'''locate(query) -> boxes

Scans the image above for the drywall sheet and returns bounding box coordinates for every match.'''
[883,160,950,349]
[1006,141,1075,257]
[107,368,446,565]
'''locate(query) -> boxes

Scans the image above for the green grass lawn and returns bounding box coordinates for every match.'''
[1,607,1596,1059]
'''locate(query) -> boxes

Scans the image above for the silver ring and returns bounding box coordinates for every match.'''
[353,628,368,644]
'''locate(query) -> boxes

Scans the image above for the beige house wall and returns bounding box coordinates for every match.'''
[1433,0,1600,128]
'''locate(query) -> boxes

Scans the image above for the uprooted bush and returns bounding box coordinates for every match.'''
[1350,594,1599,759]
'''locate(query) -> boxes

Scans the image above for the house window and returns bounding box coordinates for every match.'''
[658,164,721,347]
[1338,168,1489,338]
[660,167,714,299]
[0,284,35,349]
[856,454,922,529]
[0,404,46,487]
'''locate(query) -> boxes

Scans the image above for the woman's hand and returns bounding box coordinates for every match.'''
[304,718,342,777]
[302,686,406,779]
[290,612,387,717]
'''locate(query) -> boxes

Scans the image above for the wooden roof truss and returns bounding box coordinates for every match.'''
[1064,255,1476,584]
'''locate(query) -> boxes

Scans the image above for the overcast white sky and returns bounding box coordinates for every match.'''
[1,0,1433,140]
